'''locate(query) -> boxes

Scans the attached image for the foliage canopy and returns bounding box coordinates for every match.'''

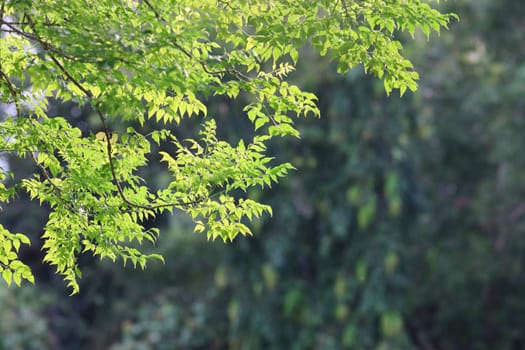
[0,0,454,292]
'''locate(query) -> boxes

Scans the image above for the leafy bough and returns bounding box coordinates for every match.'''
[0,0,455,292]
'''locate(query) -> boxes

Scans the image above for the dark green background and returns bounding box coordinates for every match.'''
[2,0,525,349]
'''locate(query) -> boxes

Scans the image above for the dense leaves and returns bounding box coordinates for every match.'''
[2,0,525,349]
[0,0,453,291]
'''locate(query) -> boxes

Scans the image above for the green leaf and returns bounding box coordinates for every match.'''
[13,271,22,287]
[2,269,12,286]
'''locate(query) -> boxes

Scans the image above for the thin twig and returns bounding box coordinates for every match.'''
[141,0,249,80]
[30,151,63,195]
[47,54,201,210]
[0,69,19,99]
[142,0,161,20]
[0,68,21,117]
[1,21,77,60]
[17,13,218,212]
[29,149,85,217]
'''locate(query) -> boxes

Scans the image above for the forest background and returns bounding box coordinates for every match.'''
[1,0,525,349]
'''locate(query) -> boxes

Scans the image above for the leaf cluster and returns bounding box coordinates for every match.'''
[0,0,455,291]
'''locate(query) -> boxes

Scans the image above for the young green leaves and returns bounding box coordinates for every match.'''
[0,0,455,292]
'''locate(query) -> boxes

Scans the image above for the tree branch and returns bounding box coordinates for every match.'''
[47,54,203,211]
[1,20,77,60]
[15,14,215,213]
[0,68,21,117]
[141,0,250,81]
[29,151,83,216]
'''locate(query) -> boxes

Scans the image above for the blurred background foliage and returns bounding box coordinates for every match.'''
[2,0,525,349]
